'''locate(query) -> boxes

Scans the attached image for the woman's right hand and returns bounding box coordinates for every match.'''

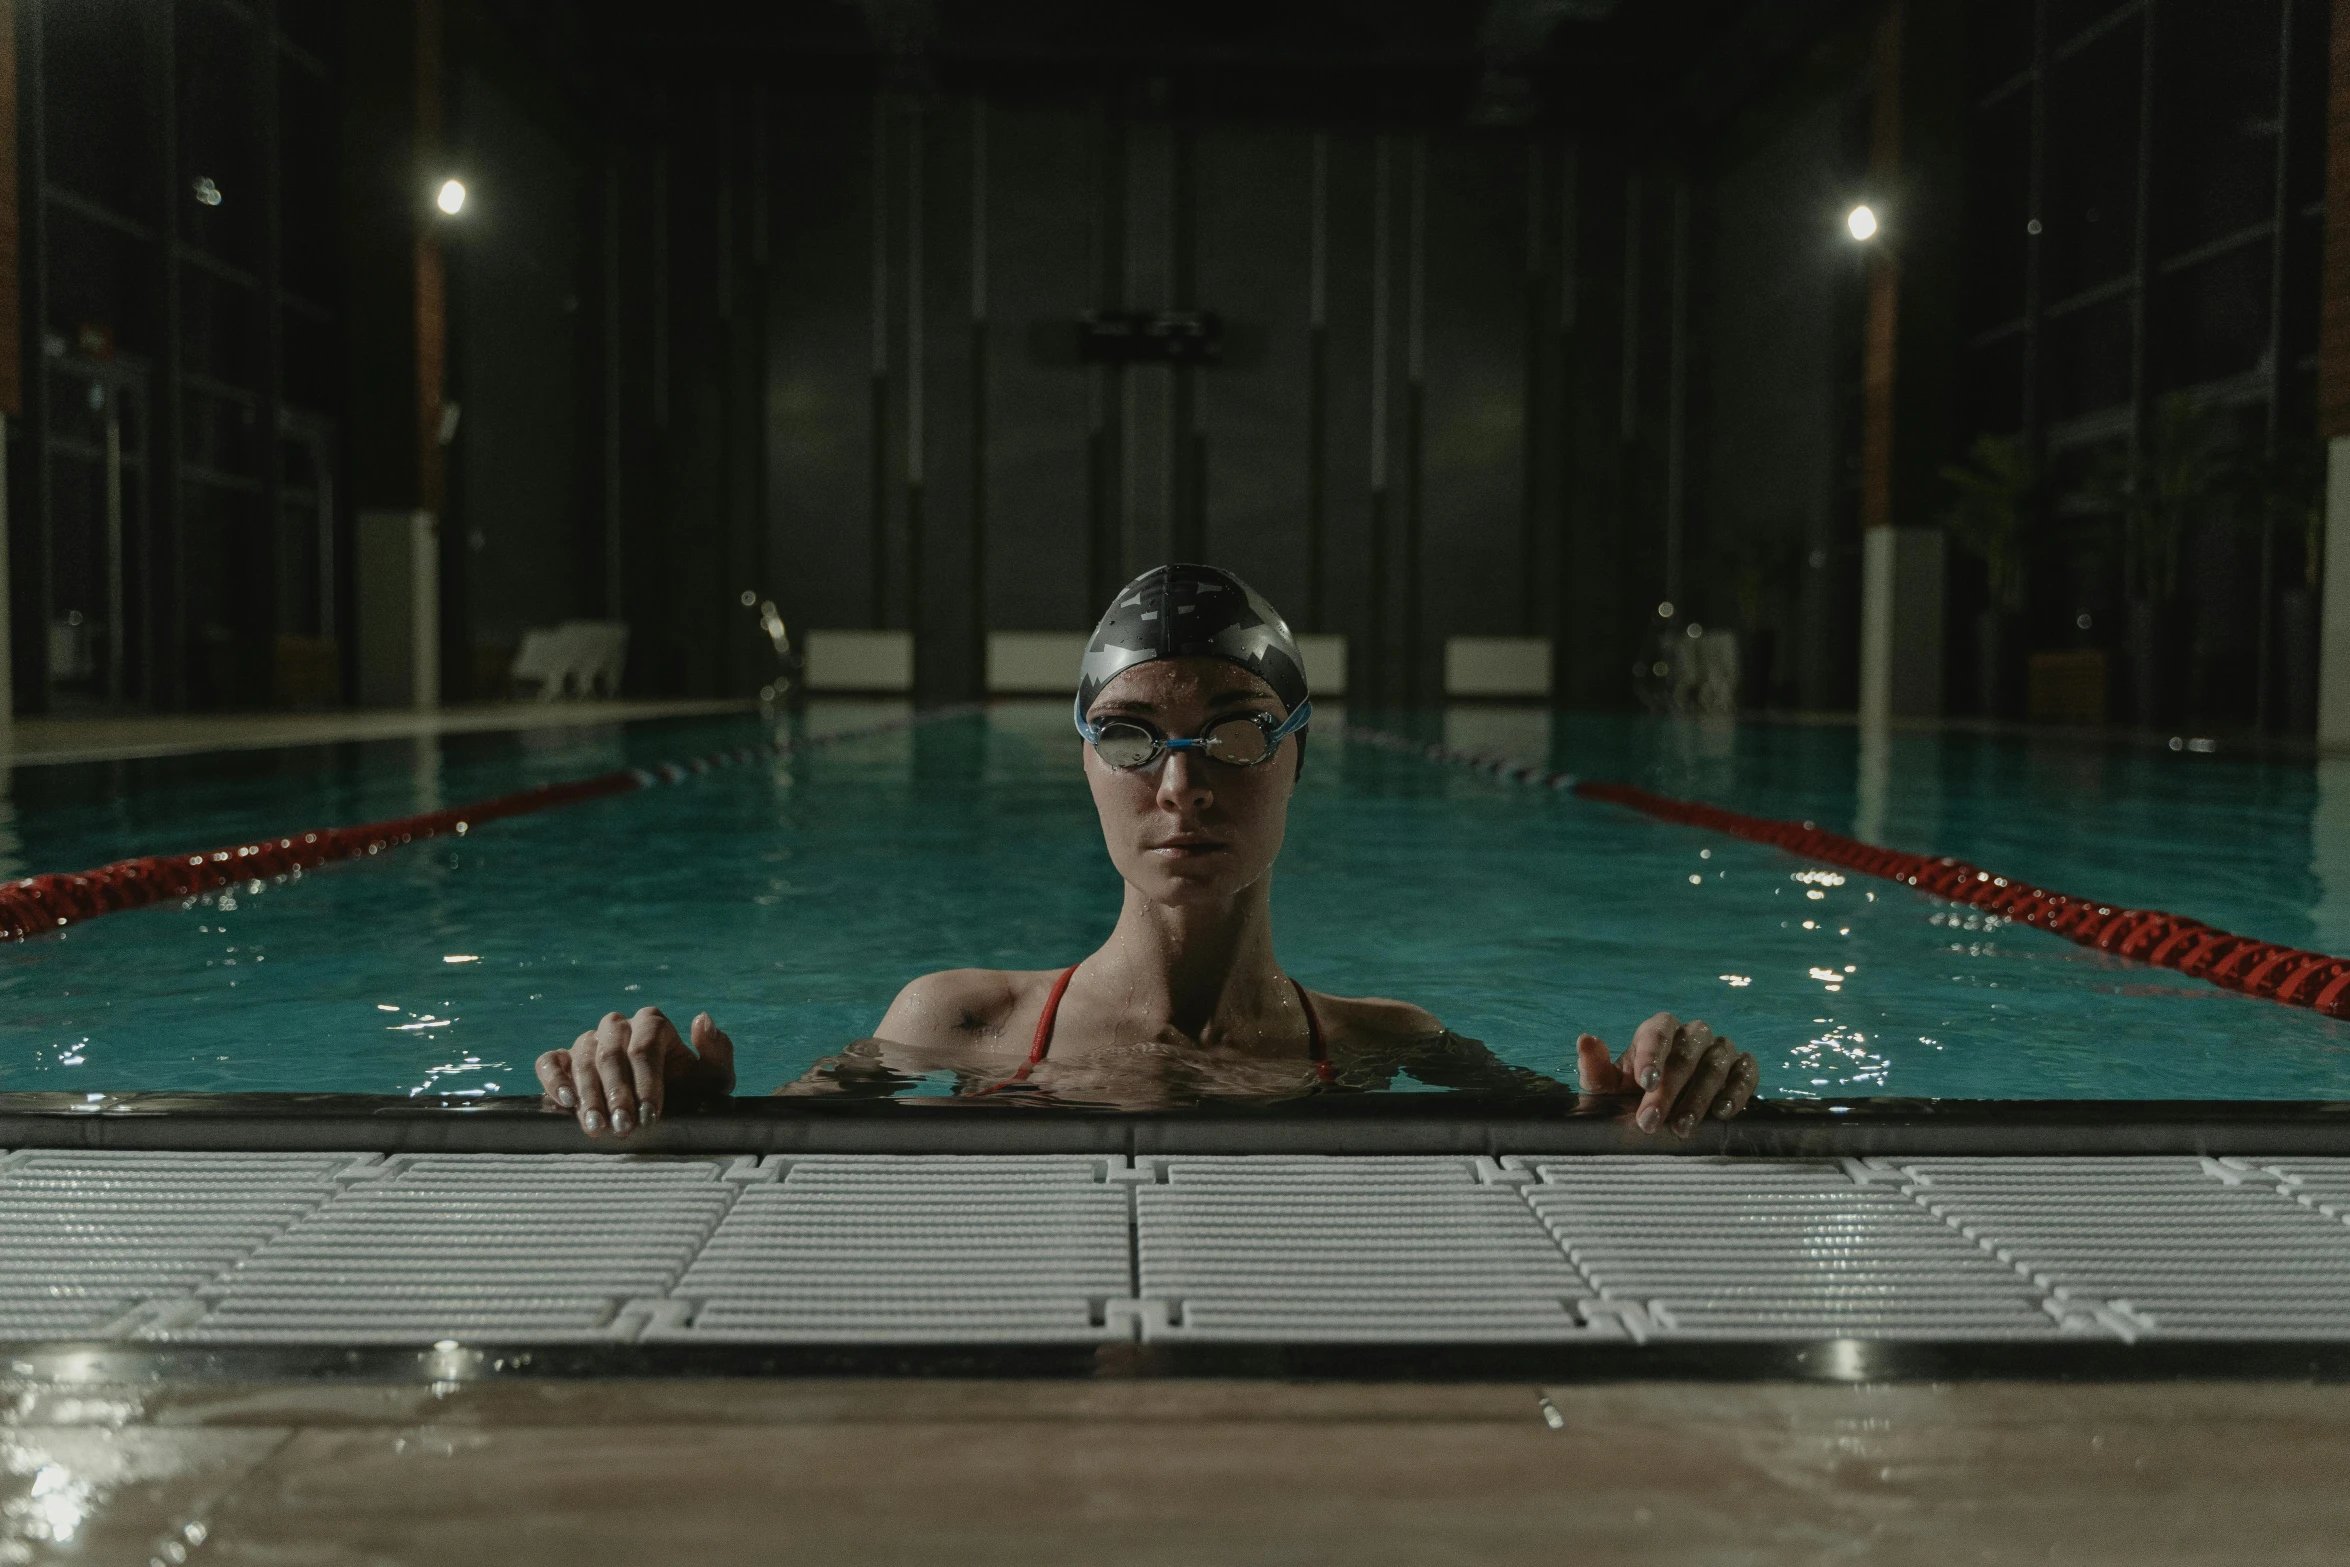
[536,1006,736,1139]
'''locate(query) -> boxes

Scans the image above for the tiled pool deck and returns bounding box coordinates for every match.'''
[9,1138,2350,1561]
[10,1148,2350,1351]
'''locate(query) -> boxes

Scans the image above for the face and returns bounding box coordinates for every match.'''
[1083,658,1298,909]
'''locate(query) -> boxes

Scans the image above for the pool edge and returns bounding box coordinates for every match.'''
[6,1092,2350,1156]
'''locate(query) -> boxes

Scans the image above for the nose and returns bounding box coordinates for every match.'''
[1154,747,1213,812]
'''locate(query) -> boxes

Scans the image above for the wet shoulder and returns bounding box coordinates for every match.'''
[1302,990,1445,1052]
[880,966,1065,1048]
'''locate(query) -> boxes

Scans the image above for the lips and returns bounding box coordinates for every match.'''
[1150,836,1228,857]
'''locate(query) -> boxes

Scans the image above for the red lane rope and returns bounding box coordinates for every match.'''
[1343,723,2350,1022]
[0,706,972,944]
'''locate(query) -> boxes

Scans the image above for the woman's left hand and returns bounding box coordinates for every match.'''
[1575,1013,1758,1138]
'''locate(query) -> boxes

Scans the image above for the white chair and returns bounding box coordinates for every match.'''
[508,621,628,700]
[1670,629,1740,715]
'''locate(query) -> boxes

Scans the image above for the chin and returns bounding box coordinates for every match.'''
[1136,859,1253,904]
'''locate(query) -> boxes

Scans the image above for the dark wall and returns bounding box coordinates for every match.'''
[1692,89,1866,711]
[1956,0,2331,729]
[616,86,1710,710]
[445,48,598,693]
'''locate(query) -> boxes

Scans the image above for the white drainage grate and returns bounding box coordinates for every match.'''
[151,1155,738,1344]
[0,1152,356,1338]
[1137,1156,1604,1341]
[7,1150,2350,1346]
[2262,1159,2350,1224]
[1518,1158,2078,1340]
[1891,1157,2350,1341]
[655,1156,1131,1342]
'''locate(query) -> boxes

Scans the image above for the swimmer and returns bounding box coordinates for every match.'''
[539,563,1760,1135]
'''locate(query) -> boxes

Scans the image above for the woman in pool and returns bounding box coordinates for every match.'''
[539,564,1760,1136]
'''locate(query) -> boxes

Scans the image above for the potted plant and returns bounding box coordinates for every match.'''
[2226,433,2324,732]
[1940,433,2036,719]
[2076,395,2234,728]
[1718,529,1804,711]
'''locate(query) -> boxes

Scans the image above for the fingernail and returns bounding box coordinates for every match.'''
[612,1110,633,1135]
[1641,1066,1660,1090]
[1714,1096,1735,1119]
[556,1088,576,1109]
[1637,1106,1661,1132]
[581,1110,604,1133]
[1674,1114,1695,1136]
[641,1102,658,1123]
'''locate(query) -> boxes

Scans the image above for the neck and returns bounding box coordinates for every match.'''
[1088,878,1287,1043]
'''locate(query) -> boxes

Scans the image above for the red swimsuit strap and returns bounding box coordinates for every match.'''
[1026,964,1080,1069]
[1291,979,1335,1084]
[967,965,1077,1098]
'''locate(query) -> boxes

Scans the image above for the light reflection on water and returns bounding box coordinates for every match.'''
[0,703,2345,1100]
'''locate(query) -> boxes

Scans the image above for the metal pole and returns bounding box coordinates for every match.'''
[904,98,924,662]
[259,0,285,706]
[1520,139,1543,634]
[969,97,988,697]
[1403,134,1426,705]
[603,147,623,620]
[1665,172,1690,617]
[1621,171,1641,447]
[868,97,889,627]
[155,0,186,709]
[1554,138,1580,703]
[2020,0,2049,473]
[315,429,334,644]
[2257,0,2298,731]
[1367,133,1391,706]
[104,394,123,705]
[21,0,49,712]
[2125,0,2158,611]
[1307,129,1327,631]
[0,414,11,719]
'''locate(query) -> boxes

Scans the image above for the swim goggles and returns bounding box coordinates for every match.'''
[1073,697,1313,771]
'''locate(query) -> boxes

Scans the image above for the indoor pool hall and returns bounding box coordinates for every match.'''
[5,0,2350,1560]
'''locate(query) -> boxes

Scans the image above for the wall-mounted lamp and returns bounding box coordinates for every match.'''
[1846,204,1880,242]
[436,178,468,216]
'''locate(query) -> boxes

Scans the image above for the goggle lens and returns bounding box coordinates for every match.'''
[1092,722,1163,770]
[1202,716,1277,766]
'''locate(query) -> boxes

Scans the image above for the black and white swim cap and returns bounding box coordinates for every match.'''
[1077,564,1309,719]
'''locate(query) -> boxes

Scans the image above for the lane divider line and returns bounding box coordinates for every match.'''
[1343,723,2350,1022]
[0,706,976,943]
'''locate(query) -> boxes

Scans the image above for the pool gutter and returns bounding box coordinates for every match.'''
[6,1338,2350,1385]
[5,1091,2349,1156]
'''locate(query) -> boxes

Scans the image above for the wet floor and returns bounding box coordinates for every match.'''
[4,1376,2346,1564]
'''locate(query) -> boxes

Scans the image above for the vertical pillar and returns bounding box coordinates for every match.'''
[2318,0,2350,747]
[968,98,990,693]
[1122,109,1176,572]
[1855,0,1961,724]
[0,0,18,725]
[1306,131,1328,630]
[1085,107,1124,615]
[340,0,444,708]
[1401,136,1427,705]
[867,99,889,629]
[1363,134,1391,705]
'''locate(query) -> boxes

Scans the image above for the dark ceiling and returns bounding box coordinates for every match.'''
[495,0,1870,140]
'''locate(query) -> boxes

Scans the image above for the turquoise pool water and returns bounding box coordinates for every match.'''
[3,702,2346,1100]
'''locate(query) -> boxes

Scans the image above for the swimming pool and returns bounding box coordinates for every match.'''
[3,703,2345,1100]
